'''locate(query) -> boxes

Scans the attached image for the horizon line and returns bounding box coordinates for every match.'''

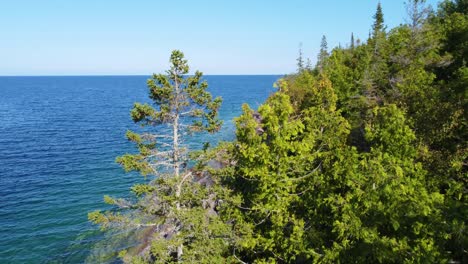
[0,73,288,77]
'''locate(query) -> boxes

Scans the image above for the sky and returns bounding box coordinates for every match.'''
[0,0,441,75]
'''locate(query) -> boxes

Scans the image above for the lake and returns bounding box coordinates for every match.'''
[0,75,280,263]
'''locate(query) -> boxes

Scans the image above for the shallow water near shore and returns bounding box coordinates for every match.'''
[0,75,279,263]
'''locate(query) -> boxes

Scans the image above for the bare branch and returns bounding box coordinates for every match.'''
[233,248,248,264]
[283,162,322,182]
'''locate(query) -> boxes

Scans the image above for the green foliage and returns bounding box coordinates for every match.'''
[221,1,465,262]
[323,48,359,105]
[373,2,385,36]
[90,1,467,262]
[365,105,416,158]
[317,35,329,71]
[131,52,222,134]
[90,50,233,263]
[226,75,448,262]
[226,88,348,262]
[279,71,337,112]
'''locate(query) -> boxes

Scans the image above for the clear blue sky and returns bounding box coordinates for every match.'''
[0,0,441,75]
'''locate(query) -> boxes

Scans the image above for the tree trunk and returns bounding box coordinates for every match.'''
[173,71,183,262]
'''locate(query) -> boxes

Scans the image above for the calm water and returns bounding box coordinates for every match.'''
[0,75,279,263]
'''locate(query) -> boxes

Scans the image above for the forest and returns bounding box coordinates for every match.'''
[89,0,467,263]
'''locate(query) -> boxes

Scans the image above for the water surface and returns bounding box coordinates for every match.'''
[0,75,279,263]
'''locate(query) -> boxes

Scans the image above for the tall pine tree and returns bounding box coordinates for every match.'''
[89,50,235,263]
[317,35,329,72]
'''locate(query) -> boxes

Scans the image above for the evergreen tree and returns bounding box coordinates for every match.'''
[322,48,357,105]
[366,2,390,99]
[224,75,345,262]
[297,43,305,72]
[317,35,329,72]
[316,105,445,262]
[89,50,233,263]
[305,58,313,71]
[370,2,387,59]
[372,2,385,37]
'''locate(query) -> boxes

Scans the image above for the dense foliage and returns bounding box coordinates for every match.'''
[91,0,466,263]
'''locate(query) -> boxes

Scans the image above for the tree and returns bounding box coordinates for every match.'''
[364,2,390,100]
[370,2,387,58]
[224,77,348,262]
[297,42,305,72]
[372,2,385,37]
[231,72,447,262]
[317,35,329,72]
[315,105,446,263]
[384,0,454,150]
[306,58,313,71]
[89,50,232,263]
[406,0,431,32]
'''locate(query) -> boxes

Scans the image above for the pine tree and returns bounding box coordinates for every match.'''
[317,35,329,72]
[297,42,305,72]
[305,58,313,71]
[370,2,387,65]
[89,50,232,263]
[372,2,385,37]
[365,2,390,99]
[350,32,355,50]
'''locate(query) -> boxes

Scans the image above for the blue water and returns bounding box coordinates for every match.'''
[0,75,279,263]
